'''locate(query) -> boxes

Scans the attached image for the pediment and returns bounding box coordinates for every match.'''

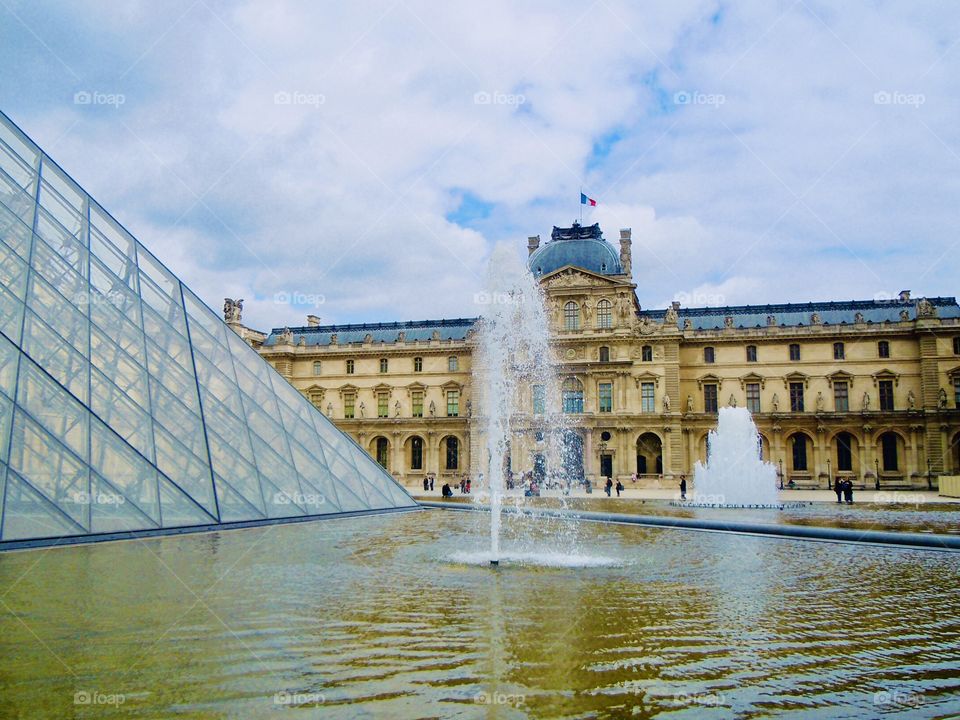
[338,383,358,396]
[697,373,723,390]
[827,370,854,387]
[872,368,900,386]
[783,371,809,388]
[540,266,626,289]
[739,372,766,389]
[633,371,661,388]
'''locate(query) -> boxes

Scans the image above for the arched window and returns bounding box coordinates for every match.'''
[641,345,652,362]
[410,437,423,470]
[791,434,808,471]
[413,356,423,372]
[833,342,845,360]
[445,437,459,470]
[880,432,899,471]
[448,356,458,371]
[836,432,853,472]
[599,346,610,363]
[564,301,580,331]
[562,377,584,414]
[375,437,389,468]
[704,346,715,364]
[312,361,322,375]
[596,299,612,329]
[878,340,890,358]
[746,345,757,362]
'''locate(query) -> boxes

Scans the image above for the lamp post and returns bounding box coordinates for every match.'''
[778,458,784,490]
[927,457,933,491]
[827,458,832,490]
[875,457,880,490]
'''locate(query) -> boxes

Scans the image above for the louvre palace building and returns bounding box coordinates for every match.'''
[249,222,960,491]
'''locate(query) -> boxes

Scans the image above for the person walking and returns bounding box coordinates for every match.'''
[429,476,434,492]
[615,480,624,497]
[605,477,613,496]
[679,474,687,501]
[843,478,854,504]
[423,477,429,492]
[465,479,471,494]
[834,477,843,504]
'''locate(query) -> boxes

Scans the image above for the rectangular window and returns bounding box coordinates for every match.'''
[789,343,800,361]
[834,381,849,412]
[746,383,761,413]
[878,341,890,358]
[599,346,610,362]
[703,384,718,413]
[312,361,322,375]
[411,391,423,418]
[790,382,804,412]
[704,347,715,364]
[532,384,545,414]
[641,382,655,413]
[377,392,389,418]
[598,383,612,413]
[344,395,355,419]
[346,359,354,374]
[448,356,458,371]
[379,358,388,373]
[879,380,894,411]
[414,357,423,372]
[833,342,845,360]
[954,378,960,407]
[954,337,960,355]
[447,389,459,417]
[746,345,757,362]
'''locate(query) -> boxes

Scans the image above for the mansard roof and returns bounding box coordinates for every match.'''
[264,318,478,347]
[640,297,960,330]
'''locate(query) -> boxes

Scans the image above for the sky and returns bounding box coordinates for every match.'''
[1,0,958,331]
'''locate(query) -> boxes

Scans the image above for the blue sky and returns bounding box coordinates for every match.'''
[1,0,958,330]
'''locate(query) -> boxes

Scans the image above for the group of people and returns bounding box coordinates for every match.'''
[834,477,855,504]
[603,477,625,497]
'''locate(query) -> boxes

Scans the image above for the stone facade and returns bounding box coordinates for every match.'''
[251,225,960,491]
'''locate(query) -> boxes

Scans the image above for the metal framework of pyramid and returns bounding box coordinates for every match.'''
[0,111,416,549]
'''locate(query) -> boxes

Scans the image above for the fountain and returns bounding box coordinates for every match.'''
[689,407,800,509]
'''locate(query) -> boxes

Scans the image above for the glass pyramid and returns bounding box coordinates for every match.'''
[0,111,416,548]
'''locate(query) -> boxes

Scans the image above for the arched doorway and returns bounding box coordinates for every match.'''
[406,436,424,471]
[372,436,389,469]
[877,431,905,479]
[442,436,460,471]
[787,432,812,475]
[832,431,859,475]
[636,432,663,476]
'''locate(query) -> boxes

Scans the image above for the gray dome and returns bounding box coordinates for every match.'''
[528,223,622,277]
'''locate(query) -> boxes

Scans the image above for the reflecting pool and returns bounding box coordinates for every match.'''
[1,508,958,718]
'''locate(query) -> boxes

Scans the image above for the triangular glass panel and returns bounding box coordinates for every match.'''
[158,475,217,528]
[1,470,86,541]
[89,474,159,535]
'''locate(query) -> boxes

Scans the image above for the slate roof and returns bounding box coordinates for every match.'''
[263,318,478,347]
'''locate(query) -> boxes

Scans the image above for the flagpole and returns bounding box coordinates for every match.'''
[579,186,582,224]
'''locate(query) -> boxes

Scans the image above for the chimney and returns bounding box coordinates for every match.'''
[306,314,321,327]
[527,235,540,256]
[898,290,911,303]
[619,228,632,276]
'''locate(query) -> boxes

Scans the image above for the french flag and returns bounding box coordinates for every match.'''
[580,192,597,206]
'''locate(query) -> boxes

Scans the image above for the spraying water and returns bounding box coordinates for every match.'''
[474,244,567,564]
[693,407,780,506]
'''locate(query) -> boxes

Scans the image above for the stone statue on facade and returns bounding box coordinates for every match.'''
[397,331,406,342]
[899,309,910,321]
[683,318,692,330]
[358,401,366,418]
[363,333,373,343]
[223,298,243,324]
[728,394,737,408]
[811,312,822,325]
[582,301,593,324]
[815,391,825,412]
[939,388,948,409]
[854,312,864,324]
[330,333,338,345]
[662,394,671,413]
[916,297,937,317]
[686,394,694,413]
[907,390,916,410]
[862,391,871,411]
[771,393,779,412]
[432,330,441,341]
[429,400,436,417]
[766,315,776,326]
[664,303,679,325]
[724,316,734,329]
[394,401,401,417]
[617,293,631,322]
[466,399,472,416]
[278,327,294,345]
[326,402,333,416]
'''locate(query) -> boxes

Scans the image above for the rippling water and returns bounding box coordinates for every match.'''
[1,509,958,718]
